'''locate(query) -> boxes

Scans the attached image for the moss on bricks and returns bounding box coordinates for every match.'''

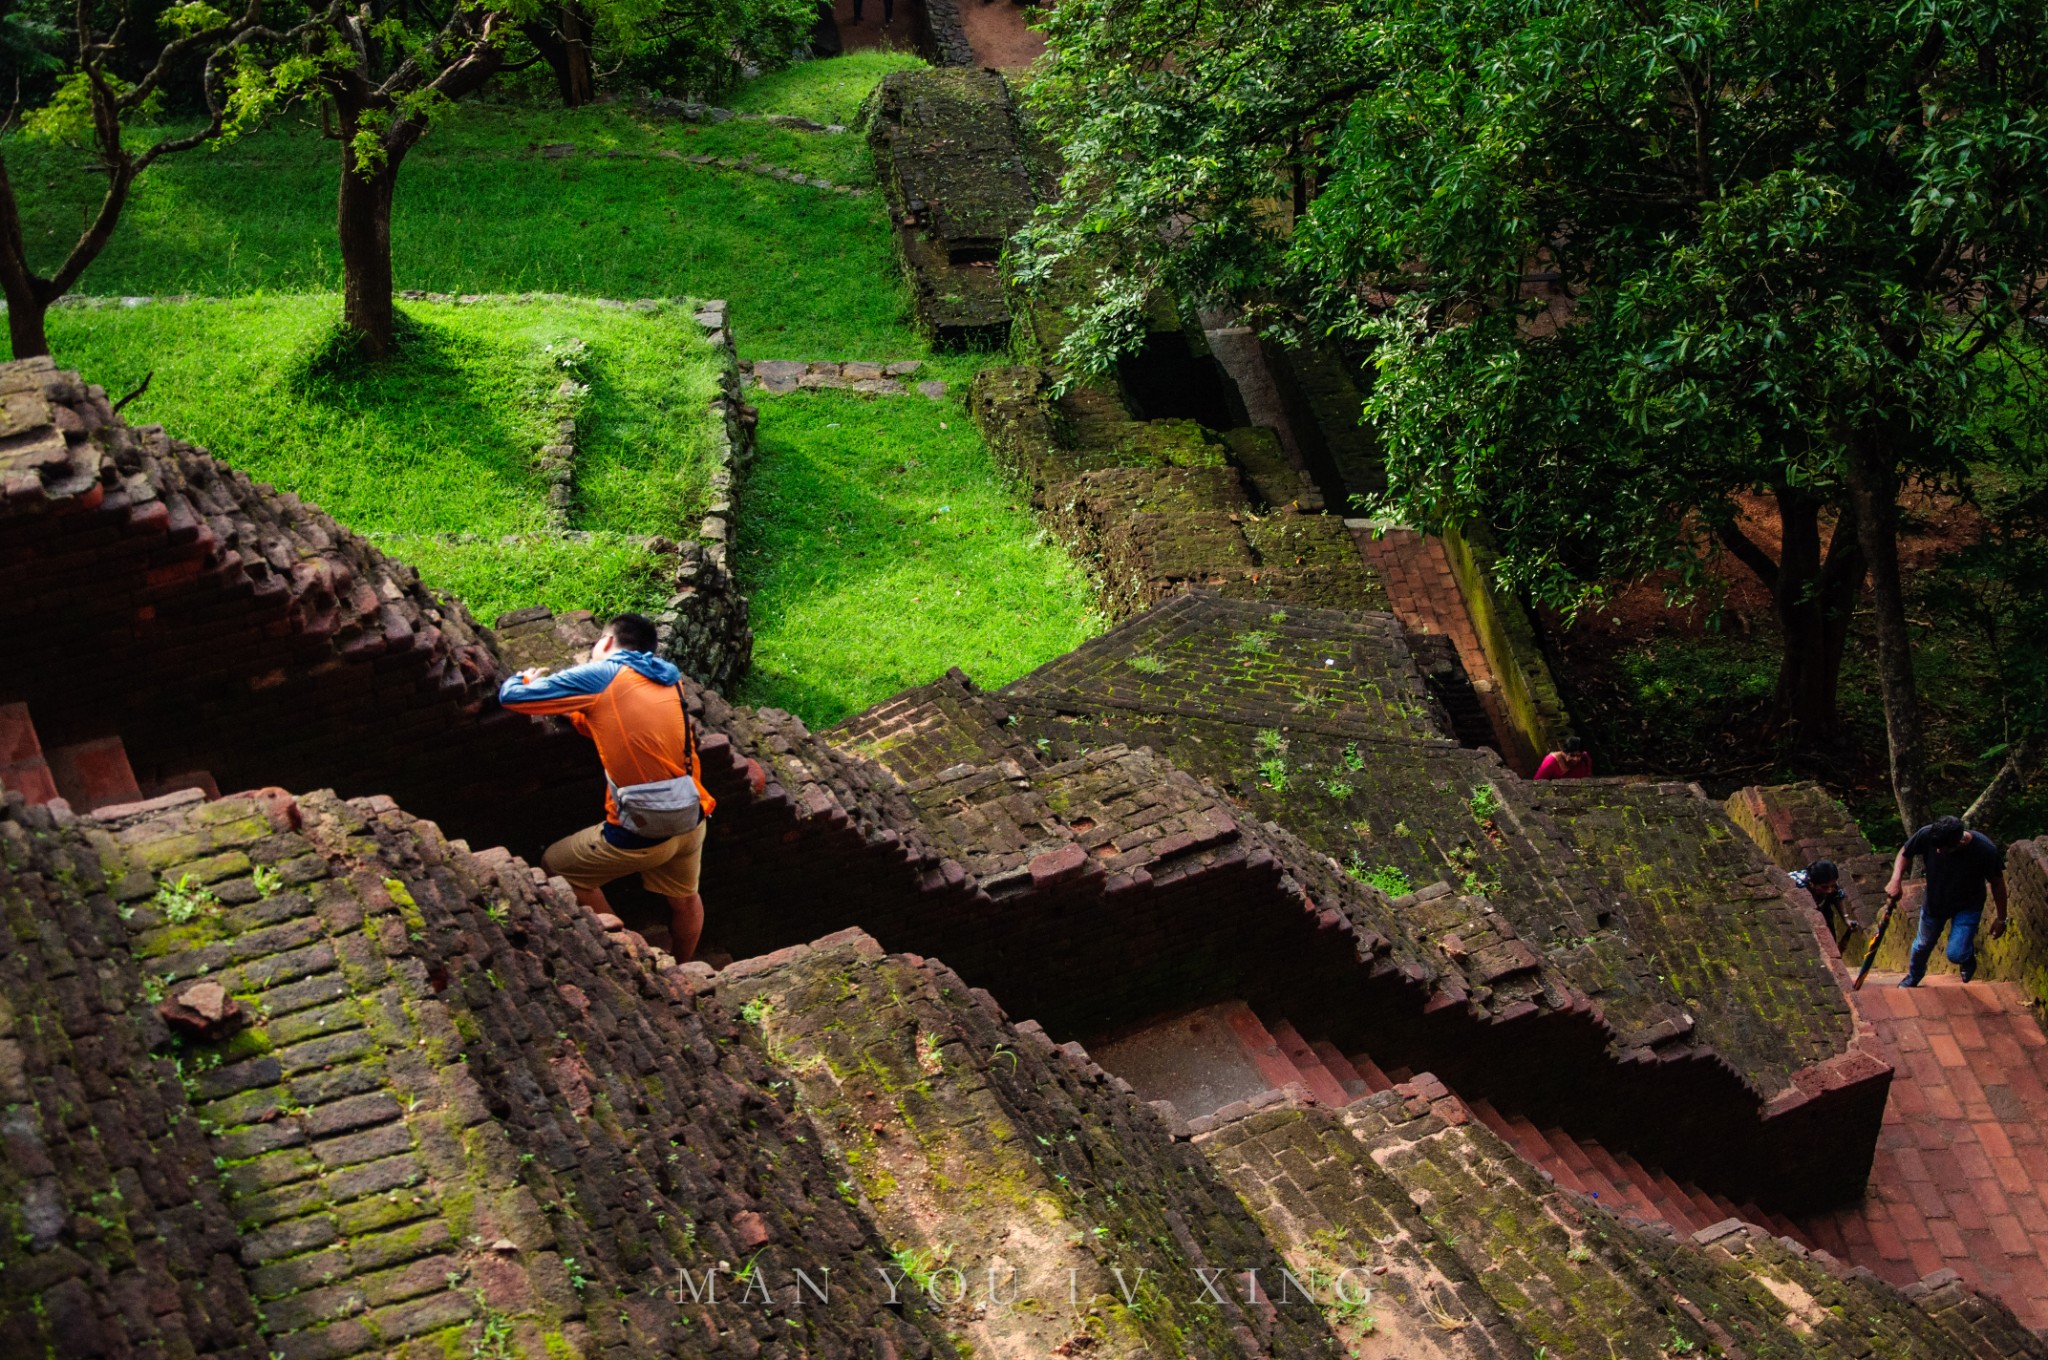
[717,935,1340,1359]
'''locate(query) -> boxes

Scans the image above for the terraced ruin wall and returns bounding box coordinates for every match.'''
[5,784,2036,1360]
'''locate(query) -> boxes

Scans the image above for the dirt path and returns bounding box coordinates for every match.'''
[959,0,1046,67]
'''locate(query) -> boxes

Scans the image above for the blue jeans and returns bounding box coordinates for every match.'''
[1904,909,1982,984]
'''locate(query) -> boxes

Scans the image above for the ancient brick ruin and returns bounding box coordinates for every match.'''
[8,304,2048,1350]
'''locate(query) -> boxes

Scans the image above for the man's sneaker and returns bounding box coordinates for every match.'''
[1961,955,1978,983]
[1898,976,1920,988]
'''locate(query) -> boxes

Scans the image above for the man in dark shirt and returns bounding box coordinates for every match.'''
[1885,815,2008,986]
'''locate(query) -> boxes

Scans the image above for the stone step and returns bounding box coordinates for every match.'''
[1219,1003,1307,1094]
[1466,1092,1817,1248]
[47,734,140,811]
[1346,1050,1397,1093]
[1265,1018,1351,1107]
[1308,1039,1370,1100]
[0,701,60,805]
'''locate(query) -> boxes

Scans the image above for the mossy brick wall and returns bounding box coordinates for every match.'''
[968,369,1391,622]
[991,597,1886,1210]
[676,656,1884,1213]
[714,932,1340,1359]
[864,71,1035,348]
[0,359,607,862]
[1438,524,1571,773]
[1201,1085,2047,1358]
[1730,782,2048,1004]
[0,795,267,1360]
[1256,337,1384,509]
[0,785,958,1360]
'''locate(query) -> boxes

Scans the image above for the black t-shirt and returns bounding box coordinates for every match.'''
[1904,826,2005,919]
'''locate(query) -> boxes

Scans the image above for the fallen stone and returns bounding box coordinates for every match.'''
[539,143,574,159]
[917,380,948,400]
[753,360,805,393]
[159,981,248,1039]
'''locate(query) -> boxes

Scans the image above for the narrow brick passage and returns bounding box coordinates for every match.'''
[1350,524,1532,771]
[1800,973,2048,1328]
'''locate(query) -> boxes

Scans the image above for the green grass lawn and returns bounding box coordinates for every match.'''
[735,357,1102,725]
[46,294,723,622]
[13,82,916,358]
[725,51,926,124]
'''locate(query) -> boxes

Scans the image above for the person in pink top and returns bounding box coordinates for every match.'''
[1534,736,1591,780]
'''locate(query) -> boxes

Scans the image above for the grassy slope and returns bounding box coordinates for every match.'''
[735,357,1101,724]
[13,100,914,358]
[46,295,722,622]
[23,54,1104,724]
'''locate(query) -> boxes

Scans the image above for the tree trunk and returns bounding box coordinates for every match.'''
[1769,490,1863,738]
[337,151,398,359]
[1846,430,1932,836]
[1714,485,1865,743]
[6,296,50,359]
[524,8,595,108]
[559,6,595,108]
[0,157,52,358]
[1964,734,2035,830]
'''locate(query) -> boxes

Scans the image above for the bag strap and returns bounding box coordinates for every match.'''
[675,681,697,770]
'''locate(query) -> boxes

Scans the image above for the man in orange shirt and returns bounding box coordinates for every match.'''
[498,613,715,961]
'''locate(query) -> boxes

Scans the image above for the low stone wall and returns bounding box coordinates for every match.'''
[864,70,1035,348]
[1440,522,1574,769]
[969,366,1392,620]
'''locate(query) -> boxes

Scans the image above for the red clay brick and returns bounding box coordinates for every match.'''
[1950,1013,1988,1049]
[1906,1235,1949,1278]
[1866,1211,1912,1261]
[1929,1217,1971,1259]
[1988,1214,2034,1256]
[1928,1033,1969,1068]
[1947,1190,1990,1232]
[1978,1121,2017,1160]
[1993,1155,2033,1195]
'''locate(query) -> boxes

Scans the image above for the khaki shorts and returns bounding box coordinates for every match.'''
[543,821,705,898]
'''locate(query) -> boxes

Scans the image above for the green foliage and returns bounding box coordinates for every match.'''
[1029,0,2048,797]
[250,866,282,898]
[1468,784,1501,824]
[600,0,821,101]
[733,364,1101,725]
[1257,756,1289,792]
[1231,629,1274,655]
[154,874,218,924]
[45,294,722,623]
[1344,855,1411,899]
[890,1243,951,1294]
[1126,652,1167,674]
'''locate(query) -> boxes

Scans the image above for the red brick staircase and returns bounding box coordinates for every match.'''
[0,700,214,811]
[1155,990,2048,1330]
[1107,1000,1815,1245]
[1462,1096,1810,1244]
[1795,972,2048,1329]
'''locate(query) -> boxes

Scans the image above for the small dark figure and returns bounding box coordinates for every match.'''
[1533,736,1591,781]
[1789,858,1856,946]
[1886,815,2009,986]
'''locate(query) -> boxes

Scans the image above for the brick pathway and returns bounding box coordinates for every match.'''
[1349,524,1534,772]
[1799,972,2048,1329]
